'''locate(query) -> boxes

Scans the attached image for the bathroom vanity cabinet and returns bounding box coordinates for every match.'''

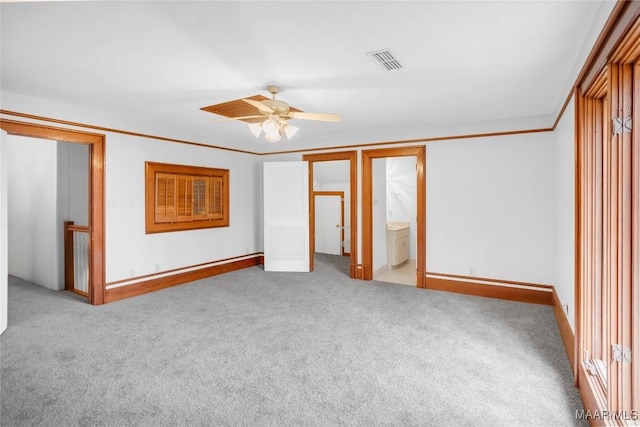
[386,222,409,268]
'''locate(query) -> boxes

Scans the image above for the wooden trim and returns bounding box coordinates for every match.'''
[362,146,426,287]
[268,128,551,156]
[64,221,75,292]
[552,288,576,373]
[69,288,89,298]
[106,252,263,286]
[0,110,259,155]
[0,119,106,305]
[105,254,262,303]
[577,1,640,92]
[423,275,554,305]
[303,151,357,278]
[313,191,346,256]
[552,89,577,131]
[611,14,640,62]
[552,2,639,134]
[1,110,554,157]
[0,119,103,144]
[427,271,555,289]
[63,221,90,296]
[632,59,640,415]
[574,86,584,387]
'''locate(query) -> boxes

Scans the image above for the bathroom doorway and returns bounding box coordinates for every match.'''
[362,146,426,287]
[372,156,417,286]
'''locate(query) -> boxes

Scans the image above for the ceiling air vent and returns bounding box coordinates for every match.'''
[367,49,403,71]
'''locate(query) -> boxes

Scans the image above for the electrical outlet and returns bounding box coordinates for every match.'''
[129,268,135,277]
[155,264,161,272]
[469,267,476,276]
[563,304,569,315]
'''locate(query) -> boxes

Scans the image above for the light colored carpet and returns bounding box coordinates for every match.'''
[1,253,585,426]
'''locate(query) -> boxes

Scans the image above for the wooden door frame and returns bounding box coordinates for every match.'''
[313,191,346,256]
[362,146,426,287]
[303,151,357,278]
[0,119,106,305]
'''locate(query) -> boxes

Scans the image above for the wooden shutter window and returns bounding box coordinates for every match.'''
[146,162,229,233]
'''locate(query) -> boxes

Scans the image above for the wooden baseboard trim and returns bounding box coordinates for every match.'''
[105,254,262,303]
[551,288,575,372]
[423,273,554,306]
[355,264,364,280]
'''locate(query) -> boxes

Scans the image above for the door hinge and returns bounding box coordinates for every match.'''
[612,344,632,363]
[613,117,632,134]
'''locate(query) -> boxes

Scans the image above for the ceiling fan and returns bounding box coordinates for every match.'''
[218,85,341,142]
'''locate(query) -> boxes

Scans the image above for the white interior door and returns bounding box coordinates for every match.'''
[263,161,309,272]
[315,195,341,255]
[1,131,8,334]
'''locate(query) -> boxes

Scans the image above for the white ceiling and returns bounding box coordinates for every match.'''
[0,1,615,154]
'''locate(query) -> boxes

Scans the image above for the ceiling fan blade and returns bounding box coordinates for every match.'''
[288,111,341,122]
[242,98,274,114]
[213,115,265,122]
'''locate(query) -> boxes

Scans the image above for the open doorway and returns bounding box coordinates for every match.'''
[6,135,89,296]
[371,156,417,286]
[303,151,357,278]
[0,119,105,306]
[362,146,426,287]
[312,160,350,277]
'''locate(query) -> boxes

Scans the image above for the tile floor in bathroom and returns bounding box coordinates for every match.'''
[374,259,416,287]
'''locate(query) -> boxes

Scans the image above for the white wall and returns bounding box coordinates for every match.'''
[386,156,417,260]
[105,133,261,283]
[426,132,556,285]
[267,133,557,286]
[372,158,387,274]
[7,135,61,290]
[1,131,9,334]
[57,142,89,227]
[56,142,89,289]
[553,97,576,331]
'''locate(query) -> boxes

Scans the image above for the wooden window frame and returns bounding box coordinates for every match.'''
[576,8,640,417]
[145,162,229,233]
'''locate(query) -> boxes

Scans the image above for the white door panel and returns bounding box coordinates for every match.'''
[315,195,341,255]
[263,161,309,272]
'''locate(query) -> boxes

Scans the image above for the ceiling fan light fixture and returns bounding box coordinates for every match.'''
[264,131,281,142]
[247,122,262,138]
[262,118,280,136]
[283,123,299,140]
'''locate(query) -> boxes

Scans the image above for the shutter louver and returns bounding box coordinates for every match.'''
[193,178,207,220]
[208,177,223,220]
[176,175,193,221]
[155,173,176,223]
